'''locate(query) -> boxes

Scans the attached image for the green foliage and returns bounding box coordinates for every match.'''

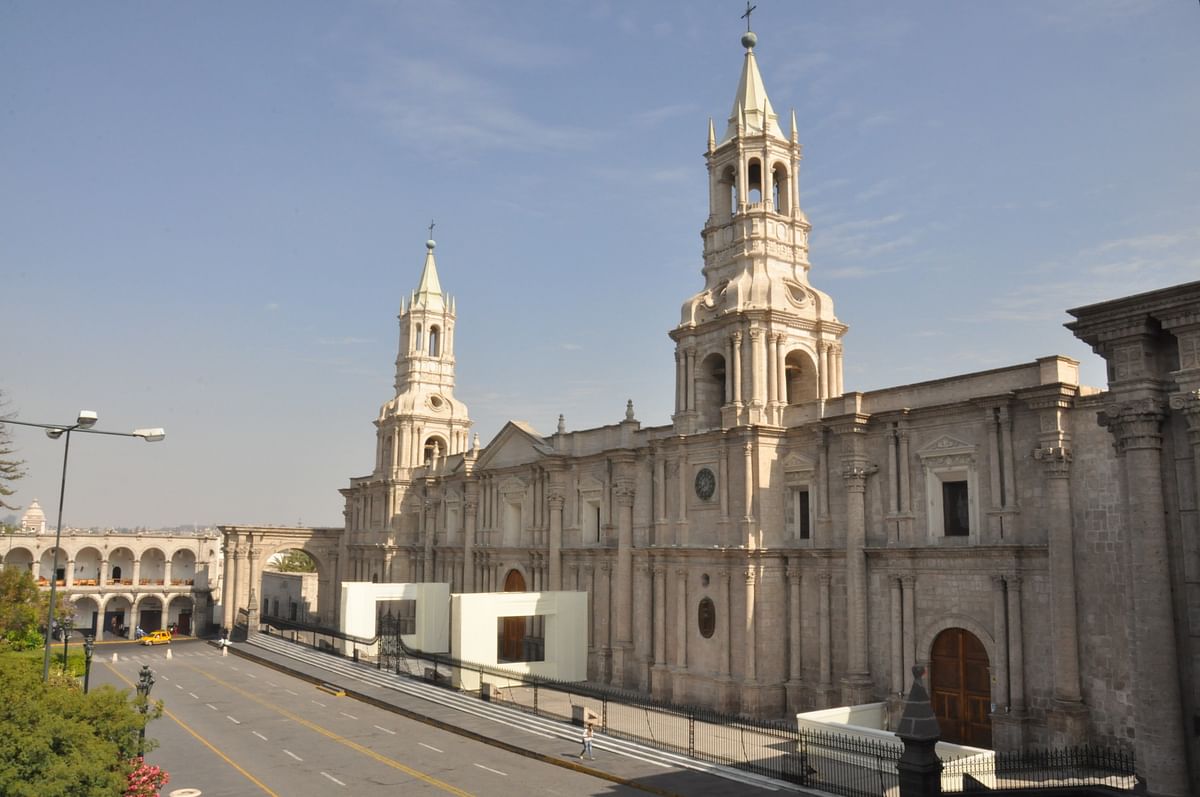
[0,568,56,652]
[0,656,161,797]
[0,391,25,512]
[273,549,317,573]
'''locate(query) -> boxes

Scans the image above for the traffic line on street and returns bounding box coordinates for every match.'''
[418,742,443,753]
[175,683,183,689]
[374,724,396,735]
[312,699,326,707]
[102,661,283,797]
[188,692,199,699]
[227,715,241,725]
[321,772,346,786]
[284,689,298,696]
[283,750,303,761]
[252,731,268,741]
[205,703,218,711]
[185,664,475,797]
[473,763,507,776]
[340,712,358,720]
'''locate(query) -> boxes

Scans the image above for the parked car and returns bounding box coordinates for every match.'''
[141,630,172,646]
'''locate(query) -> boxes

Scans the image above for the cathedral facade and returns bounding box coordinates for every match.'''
[223,27,1199,797]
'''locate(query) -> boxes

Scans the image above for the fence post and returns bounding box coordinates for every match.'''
[602,697,608,733]
[689,711,696,758]
[896,665,943,797]
[533,683,539,716]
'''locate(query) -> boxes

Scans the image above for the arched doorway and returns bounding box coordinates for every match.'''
[930,628,992,747]
[500,569,526,662]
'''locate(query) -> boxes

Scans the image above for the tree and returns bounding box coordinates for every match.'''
[0,568,59,651]
[0,390,25,512]
[0,656,162,797]
[272,549,317,573]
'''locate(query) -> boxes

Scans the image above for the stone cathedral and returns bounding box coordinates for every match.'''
[222,26,1200,797]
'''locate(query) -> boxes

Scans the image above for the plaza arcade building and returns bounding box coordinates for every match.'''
[5,500,222,638]
[220,27,1200,796]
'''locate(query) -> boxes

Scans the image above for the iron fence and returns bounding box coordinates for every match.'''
[259,618,1136,797]
[941,745,1138,793]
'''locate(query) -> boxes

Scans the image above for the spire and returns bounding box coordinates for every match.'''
[720,27,783,144]
[412,236,444,312]
[708,117,716,152]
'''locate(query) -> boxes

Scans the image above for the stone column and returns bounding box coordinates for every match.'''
[840,425,874,704]
[749,329,763,406]
[596,561,612,681]
[725,335,734,404]
[685,347,696,412]
[890,577,904,695]
[818,343,829,400]
[99,557,109,588]
[834,345,844,396]
[743,565,757,682]
[741,331,754,406]
[1102,399,1189,795]
[634,559,652,687]
[1032,443,1087,738]
[652,563,668,697]
[1005,575,1025,716]
[719,567,732,679]
[775,334,787,405]
[898,431,911,514]
[902,575,916,687]
[766,331,777,408]
[547,490,564,591]
[674,568,688,672]
[132,557,142,588]
[818,570,833,704]
[612,479,635,684]
[731,331,743,406]
[674,350,684,415]
[676,450,689,545]
[991,575,1009,711]
[786,565,803,711]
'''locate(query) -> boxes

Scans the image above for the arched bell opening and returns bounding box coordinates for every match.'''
[785,349,819,404]
[697,352,727,429]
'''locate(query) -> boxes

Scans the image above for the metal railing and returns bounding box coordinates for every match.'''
[258,618,1136,796]
[941,745,1138,793]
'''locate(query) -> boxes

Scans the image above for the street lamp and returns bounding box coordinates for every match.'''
[135,664,155,757]
[82,633,95,694]
[0,411,165,681]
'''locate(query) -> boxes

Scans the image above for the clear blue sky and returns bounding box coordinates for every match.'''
[2,1,1197,529]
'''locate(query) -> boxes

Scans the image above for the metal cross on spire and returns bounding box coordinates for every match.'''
[742,1,756,32]
[428,219,435,238]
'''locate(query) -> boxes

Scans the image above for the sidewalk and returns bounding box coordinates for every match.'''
[221,637,809,797]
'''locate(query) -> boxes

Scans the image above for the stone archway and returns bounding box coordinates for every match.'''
[930,627,992,748]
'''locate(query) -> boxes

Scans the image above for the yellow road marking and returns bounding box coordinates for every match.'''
[184,661,475,797]
[103,661,282,797]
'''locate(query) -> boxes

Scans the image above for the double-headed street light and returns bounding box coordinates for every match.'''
[0,411,165,681]
[135,664,155,756]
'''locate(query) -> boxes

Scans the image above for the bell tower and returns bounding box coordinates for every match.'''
[377,233,472,476]
[672,24,847,434]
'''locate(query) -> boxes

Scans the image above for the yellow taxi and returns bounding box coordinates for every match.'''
[141,630,172,646]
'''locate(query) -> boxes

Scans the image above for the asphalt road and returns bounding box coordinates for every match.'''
[92,639,645,797]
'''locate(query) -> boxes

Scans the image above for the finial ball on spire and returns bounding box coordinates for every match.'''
[741,31,757,50]
[426,239,436,251]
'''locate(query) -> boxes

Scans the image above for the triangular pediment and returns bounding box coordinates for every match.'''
[919,435,975,457]
[782,452,817,472]
[474,421,554,471]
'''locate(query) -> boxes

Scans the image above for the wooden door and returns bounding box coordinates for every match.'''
[930,628,992,748]
[500,570,526,662]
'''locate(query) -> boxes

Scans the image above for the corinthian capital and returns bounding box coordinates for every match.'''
[1032,445,1072,477]
[1100,398,1165,452]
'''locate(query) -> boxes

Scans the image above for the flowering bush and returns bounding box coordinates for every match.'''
[125,758,169,797]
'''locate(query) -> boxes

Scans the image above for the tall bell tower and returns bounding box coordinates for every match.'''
[380,233,472,472]
[672,25,846,434]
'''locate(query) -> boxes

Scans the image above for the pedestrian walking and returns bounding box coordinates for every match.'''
[581,722,595,760]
